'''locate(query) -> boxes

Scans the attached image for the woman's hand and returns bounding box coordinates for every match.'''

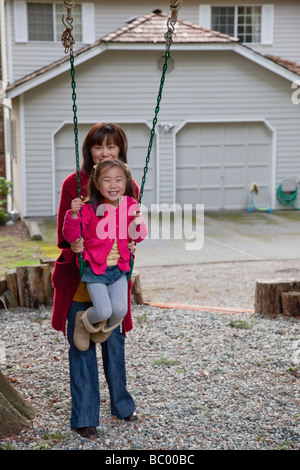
[71,238,84,254]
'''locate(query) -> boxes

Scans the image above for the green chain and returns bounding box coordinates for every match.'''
[69,52,84,274]
[138,48,171,205]
[69,54,81,200]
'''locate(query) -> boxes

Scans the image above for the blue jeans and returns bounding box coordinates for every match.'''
[67,300,135,428]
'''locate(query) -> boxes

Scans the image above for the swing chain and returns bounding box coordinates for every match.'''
[139,49,169,204]
[61,0,75,53]
[164,0,183,48]
[139,2,182,204]
[61,1,80,199]
[69,55,81,200]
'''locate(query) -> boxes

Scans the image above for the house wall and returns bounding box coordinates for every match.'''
[8,0,300,84]
[17,48,300,216]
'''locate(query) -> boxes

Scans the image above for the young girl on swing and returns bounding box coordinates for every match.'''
[62,159,147,351]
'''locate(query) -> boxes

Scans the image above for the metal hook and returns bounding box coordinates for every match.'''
[62,14,74,31]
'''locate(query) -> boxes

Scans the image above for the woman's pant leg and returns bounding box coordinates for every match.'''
[67,301,100,428]
[101,326,136,419]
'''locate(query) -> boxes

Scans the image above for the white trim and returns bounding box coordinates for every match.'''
[82,3,95,44]
[14,1,28,42]
[155,131,160,205]
[172,129,176,205]
[261,4,274,45]
[198,5,211,29]
[5,0,13,83]
[174,118,277,210]
[19,95,27,216]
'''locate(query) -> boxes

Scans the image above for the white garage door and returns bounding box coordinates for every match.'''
[54,123,156,212]
[176,122,272,210]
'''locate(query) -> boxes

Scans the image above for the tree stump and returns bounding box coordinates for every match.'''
[0,371,36,437]
[131,270,144,304]
[39,257,55,268]
[254,279,300,316]
[5,269,19,304]
[281,291,300,318]
[16,264,53,308]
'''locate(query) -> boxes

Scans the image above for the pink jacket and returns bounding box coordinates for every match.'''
[62,196,147,274]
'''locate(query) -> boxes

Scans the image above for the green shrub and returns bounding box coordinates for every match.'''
[0,177,13,225]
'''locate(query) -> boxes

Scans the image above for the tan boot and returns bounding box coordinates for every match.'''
[73,308,103,351]
[91,318,123,344]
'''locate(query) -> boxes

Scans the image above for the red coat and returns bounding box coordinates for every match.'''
[51,171,139,335]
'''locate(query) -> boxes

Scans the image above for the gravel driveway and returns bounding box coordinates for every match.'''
[0,212,300,451]
[0,257,299,451]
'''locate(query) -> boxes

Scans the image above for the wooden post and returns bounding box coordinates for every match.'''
[255,279,300,316]
[5,269,19,304]
[16,264,53,308]
[131,270,144,304]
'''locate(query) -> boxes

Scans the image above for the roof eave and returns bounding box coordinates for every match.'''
[6,42,108,99]
[6,41,300,99]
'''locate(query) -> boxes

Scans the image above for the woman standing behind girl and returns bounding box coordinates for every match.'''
[52,123,141,439]
[62,160,147,351]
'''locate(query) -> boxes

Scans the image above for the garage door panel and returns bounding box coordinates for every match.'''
[201,146,222,164]
[248,166,269,183]
[224,187,247,208]
[224,167,246,185]
[176,122,272,210]
[177,145,198,165]
[248,123,270,141]
[224,124,247,142]
[176,188,198,205]
[224,145,247,164]
[248,144,269,163]
[200,167,222,186]
[200,125,223,143]
[178,167,198,186]
[201,188,222,207]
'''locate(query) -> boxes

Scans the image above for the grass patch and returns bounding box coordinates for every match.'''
[0,236,42,278]
[229,319,259,330]
[152,357,179,367]
[0,218,59,279]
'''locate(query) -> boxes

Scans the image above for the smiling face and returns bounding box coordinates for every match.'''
[96,165,127,207]
[91,136,120,165]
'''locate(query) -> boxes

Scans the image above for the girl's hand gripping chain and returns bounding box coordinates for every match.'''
[133,210,144,226]
[70,198,83,218]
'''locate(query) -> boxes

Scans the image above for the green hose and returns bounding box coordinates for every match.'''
[276,184,298,208]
